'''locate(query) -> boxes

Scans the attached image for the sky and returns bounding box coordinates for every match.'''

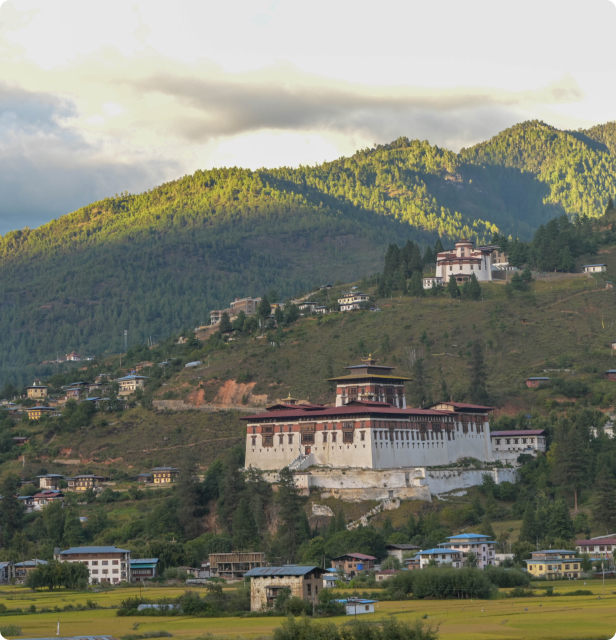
[0,0,615,234]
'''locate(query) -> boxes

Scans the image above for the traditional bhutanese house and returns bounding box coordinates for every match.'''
[32,490,64,511]
[374,569,399,582]
[36,473,64,489]
[13,436,29,445]
[14,559,47,584]
[330,553,377,577]
[18,495,34,513]
[338,292,369,311]
[25,406,56,420]
[130,558,159,582]
[242,360,494,472]
[386,543,421,562]
[0,561,13,584]
[582,264,607,273]
[490,429,546,460]
[525,376,550,388]
[404,557,421,571]
[575,538,616,561]
[209,552,266,580]
[439,533,497,569]
[116,374,149,396]
[151,467,180,483]
[137,473,153,484]
[297,301,317,313]
[525,550,581,579]
[26,382,48,399]
[435,240,495,283]
[67,475,106,492]
[606,370,616,381]
[244,566,325,612]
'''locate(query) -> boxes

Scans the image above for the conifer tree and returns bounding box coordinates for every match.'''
[468,340,488,404]
[547,499,575,541]
[408,272,425,297]
[592,467,616,533]
[63,511,84,547]
[276,467,307,562]
[423,246,434,265]
[218,312,232,333]
[0,474,23,547]
[257,295,271,320]
[434,238,444,254]
[232,497,258,550]
[410,358,428,408]
[447,275,460,299]
[466,273,482,300]
[550,424,590,513]
[479,513,496,539]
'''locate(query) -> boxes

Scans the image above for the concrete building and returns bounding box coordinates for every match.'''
[525,550,581,579]
[338,292,370,311]
[26,382,48,399]
[435,240,496,284]
[0,561,13,584]
[211,297,262,325]
[490,429,546,462]
[244,566,325,612]
[116,375,148,396]
[37,474,65,489]
[55,546,131,584]
[14,559,47,584]
[606,370,616,381]
[525,377,549,388]
[330,553,377,577]
[386,543,421,562]
[25,406,56,420]
[575,538,616,562]
[422,276,444,290]
[374,570,399,582]
[582,264,607,273]
[590,424,615,439]
[32,490,64,511]
[439,533,497,568]
[242,360,494,471]
[66,475,105,492]
[209,552,266,580]
[342,599,377,615]
[151,467,180,484]
[416,548,462,568]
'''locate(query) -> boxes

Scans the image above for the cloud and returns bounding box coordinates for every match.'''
[132,65,584,143]
[0,83,178,233]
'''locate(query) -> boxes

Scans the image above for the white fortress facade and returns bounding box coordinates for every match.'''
[435,240,502,284]
[243,359,494,472]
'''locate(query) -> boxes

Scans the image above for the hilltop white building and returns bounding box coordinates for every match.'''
[436,240,500,284]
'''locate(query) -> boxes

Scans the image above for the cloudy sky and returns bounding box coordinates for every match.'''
[0,0,615,234]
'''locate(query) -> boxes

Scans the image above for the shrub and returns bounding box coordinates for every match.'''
[483,567,530,588]
[0,625,22,636]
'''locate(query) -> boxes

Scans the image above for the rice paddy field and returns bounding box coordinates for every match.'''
[1,580,616,640]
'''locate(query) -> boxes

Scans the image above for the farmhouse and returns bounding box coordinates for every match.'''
[582,264,607,273]
[605,370,616,381]
[245,566,325,611]
[575,538,616,561]
[525,377,549,387]
[490,429,546,461]
[116,374,148,396]
[435,240,496,283]
[67,475,105,492]
[386,543,421,562]
[338,292,369,311]
[209,552,266,580]
[55,546,131,584]
[242,359,494,471]
[342,599,378,615]
[26,382,48,399]
[151,467,180,483]
[330,553,377,577]
[422,276,444,289]
[14,559,47,584]
[25,406,56,420]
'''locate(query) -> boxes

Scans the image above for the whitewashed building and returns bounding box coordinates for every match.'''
[422,276,444,289]
[435,240,496,283]
[490,429,546,462]
[416,548,462,568]
[575,538,616,561]
[338,292,370,311]
[582,264,607,273]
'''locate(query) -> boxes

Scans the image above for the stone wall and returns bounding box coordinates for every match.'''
[250,574,320,612]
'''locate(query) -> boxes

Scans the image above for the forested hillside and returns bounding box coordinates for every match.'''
[1,120,616,383]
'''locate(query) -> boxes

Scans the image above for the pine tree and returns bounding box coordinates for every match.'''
[63,511,84,547]
[218,312,232,333]
[466,273,482,300]
[434,239,444,254]
[257,295,271,320]
[479,513,496,539]
[276,467,307,562]
[550,424,590,513]
[407,272,425,297]
[447,275,460,299]
[409,244,424,273]
[423,246,434,265]
[177,456,203,539]
[410,358,428,408]
[558,246,575,272]
[0,474,23,547]
[468,340,488,404]
[547,499,575,541]
[592,467,616,533]
[232,497,258,550]
[605,197,615,215]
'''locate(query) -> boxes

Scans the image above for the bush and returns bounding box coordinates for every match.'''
[567,590,593,596]
[0,626,22,636]
[483,567,530,588]
[388,567,494,599]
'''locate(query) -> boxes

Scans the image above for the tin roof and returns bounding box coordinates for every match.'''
[447,533,490,539]
[245,566,323,577]
[330,553,377,561]
[59,546,129,555]
[416,548,460,555]
[241,404,453,421]
[428,401,494,411]
[576,539,616,545]
[526,377,550,380]
[327,374,412,381]
[130,558,159,565]
[490,430,545,437]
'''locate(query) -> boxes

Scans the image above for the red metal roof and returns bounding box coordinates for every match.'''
[576,539,616,545]
[241,405,455,421]
[490,430,545,437]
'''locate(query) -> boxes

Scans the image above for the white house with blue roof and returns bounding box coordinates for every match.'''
[116,374,148,397]
[437,533,496,568]
[54,546,131,584]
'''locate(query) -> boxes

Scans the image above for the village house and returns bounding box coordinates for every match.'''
[0,561,13,584]
[26,382,48,399]
[590,423,615,438]
[416,548,463,569]
[297,301,317,313]
[525,377,549,388]
[55,546,131,584]
[435,240,497,284]
[13,436,29,445]
[438,533,497,568]
[374,569,399,582]
[330,553,377,577]
[14,559,47,584]
[38,474,65,490]
[490,429,547,461]
[244,566,325,612]
[67,475,105,492]
[575,538,616,562]
[386,543,421,562]
[338,292,370,311]
[605,370,616,381]
[404,557,421,571]
[208,552,266,580]
[151,467,180,483]
[130,558,159,582]
[582,264,607,273]
[137,473,153,484]
[32,490,64,511]
[242,358,494,471]
[116,374,148,396]
[66,351,82,361]
[525,550,581,579]
[25,406,56,420]
[422,276,444,290]
[341,599,378,615]
[211,296,262,325]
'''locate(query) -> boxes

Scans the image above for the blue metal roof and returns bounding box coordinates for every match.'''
[60,546,129,555]
[245,566,322,577]
[447,533,489,539]
[130,558,158,565]
[14,559,48,567]
[416,548,459,555]
[117,374,149,381]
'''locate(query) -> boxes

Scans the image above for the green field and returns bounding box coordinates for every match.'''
[1,582,616,640]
